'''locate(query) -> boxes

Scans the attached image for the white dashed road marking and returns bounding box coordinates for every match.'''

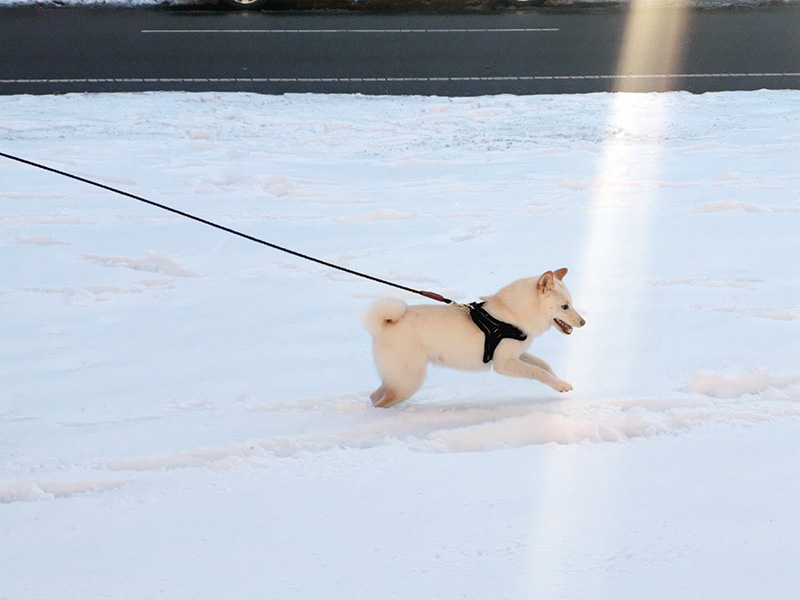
[140,28,561,34]
[2,73,798,85]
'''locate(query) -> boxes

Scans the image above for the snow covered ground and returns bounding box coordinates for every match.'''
[2,90,799,598]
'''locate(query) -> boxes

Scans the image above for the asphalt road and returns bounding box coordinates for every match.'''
[1,5,799,95]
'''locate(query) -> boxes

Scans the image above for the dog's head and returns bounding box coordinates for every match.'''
[537,268,586,335]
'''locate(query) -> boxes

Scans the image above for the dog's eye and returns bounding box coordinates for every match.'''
[561,304,569,310]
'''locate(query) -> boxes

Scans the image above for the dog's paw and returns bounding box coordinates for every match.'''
[553,380,573,393]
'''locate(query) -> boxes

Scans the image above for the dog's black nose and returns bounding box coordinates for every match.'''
[579,319,586,327]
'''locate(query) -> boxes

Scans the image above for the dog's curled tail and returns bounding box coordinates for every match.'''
[362,298,407,337]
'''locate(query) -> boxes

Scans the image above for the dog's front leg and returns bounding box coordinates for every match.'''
[519,352,556,376]
[493,356,573,393]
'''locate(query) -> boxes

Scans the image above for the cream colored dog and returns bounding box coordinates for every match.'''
[363,269,585,408]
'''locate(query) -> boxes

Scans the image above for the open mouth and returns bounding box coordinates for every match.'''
[554,318,573,335]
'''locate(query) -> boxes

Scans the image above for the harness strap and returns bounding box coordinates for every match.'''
[468,302,528,364]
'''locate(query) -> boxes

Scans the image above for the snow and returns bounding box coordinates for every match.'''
[1,90,799,599]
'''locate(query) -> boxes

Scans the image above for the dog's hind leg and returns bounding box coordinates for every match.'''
[371,385,400,408]
[370,359,427,408]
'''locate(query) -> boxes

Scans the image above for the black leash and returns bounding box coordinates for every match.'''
[3,151,533,363]
[0,150,461,306]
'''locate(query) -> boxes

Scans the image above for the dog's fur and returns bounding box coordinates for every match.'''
[363,269,585,408]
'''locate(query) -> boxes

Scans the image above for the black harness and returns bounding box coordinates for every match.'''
[468,302,528,364]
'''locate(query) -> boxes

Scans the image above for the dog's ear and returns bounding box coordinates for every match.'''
[537,271,555,294]
[554,268,568,281]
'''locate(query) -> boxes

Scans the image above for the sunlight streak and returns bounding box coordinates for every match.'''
[568,0,691,399]
[616,1,691,92]
[527,2,692,595]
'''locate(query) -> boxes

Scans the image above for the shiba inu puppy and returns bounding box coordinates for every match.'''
[363,269,585,408]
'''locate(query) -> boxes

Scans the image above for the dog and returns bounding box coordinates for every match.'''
[363,268,585,408]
